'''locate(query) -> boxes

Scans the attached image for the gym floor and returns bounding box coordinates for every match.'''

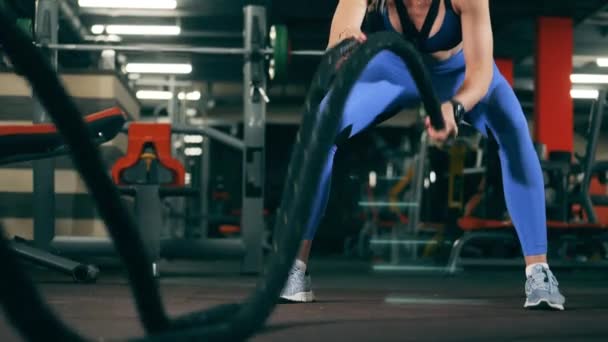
[1,258,608,341]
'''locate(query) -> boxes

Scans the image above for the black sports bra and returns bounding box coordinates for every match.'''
[365,0,463,53]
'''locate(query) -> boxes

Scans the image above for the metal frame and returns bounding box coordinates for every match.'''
[447,90,608,274]
[32,0,58,248]
[38,5,268,275]
[575,90,607,223]
[240,5,266,273]
[364,131,431,267]
[447,230,608,274]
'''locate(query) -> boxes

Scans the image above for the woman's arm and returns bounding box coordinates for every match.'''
[453,0,494,112]
[327,0,369,48]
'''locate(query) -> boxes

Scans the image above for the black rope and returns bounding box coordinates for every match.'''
[0,1,443,340]
[0,4,170,334]
[0,228,84,342]
[135,32,445,341]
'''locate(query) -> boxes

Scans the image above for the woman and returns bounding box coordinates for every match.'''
[280,0,565,310]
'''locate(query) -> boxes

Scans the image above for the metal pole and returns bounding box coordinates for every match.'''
[171,125,245,151]
[241,5,267,274]
[38,44,326,57]
[199,134,211,239]
[32,0,59,247]
[581,90,606,223]
[42,43,248,55]
[407,132,428,261]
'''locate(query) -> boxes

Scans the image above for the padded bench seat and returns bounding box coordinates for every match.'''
[0,107,126,165]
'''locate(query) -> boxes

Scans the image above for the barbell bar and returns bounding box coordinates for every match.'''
[41,43,251,55]
[40,43,324,57]
[33,25,321,82]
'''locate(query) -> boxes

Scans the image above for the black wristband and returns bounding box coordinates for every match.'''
[450,99,466,125]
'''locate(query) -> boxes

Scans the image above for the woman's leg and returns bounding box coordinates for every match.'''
[281,52,421,302]
[466,72,564,309]
[467,77,547,259]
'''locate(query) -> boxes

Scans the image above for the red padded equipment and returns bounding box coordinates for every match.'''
[0,107,126,165]
[112,123,185,186]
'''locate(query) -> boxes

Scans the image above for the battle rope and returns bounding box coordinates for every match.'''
[0,3,443,341]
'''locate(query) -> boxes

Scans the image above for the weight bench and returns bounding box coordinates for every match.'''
[447,216,608,274]
[112,123,197,277]
[0,107,126,282]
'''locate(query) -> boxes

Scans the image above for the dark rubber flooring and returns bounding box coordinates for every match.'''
[2,258,608,341]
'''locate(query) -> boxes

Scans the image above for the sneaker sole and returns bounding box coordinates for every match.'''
[524,299,564,311]
[279,291,315,303]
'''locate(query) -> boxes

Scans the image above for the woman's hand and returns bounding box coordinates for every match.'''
[424,102,459,143]
[338,26,367,43]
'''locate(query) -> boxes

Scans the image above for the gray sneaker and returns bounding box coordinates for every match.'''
[524,265,565,311]
[279,264,315,303]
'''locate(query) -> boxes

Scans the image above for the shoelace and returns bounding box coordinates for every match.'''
[529,268,559,293]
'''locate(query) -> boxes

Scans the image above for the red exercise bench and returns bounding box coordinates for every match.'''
[112,123,185,187]
[0,107,126,283]
[447,216,608,273]
[0,107,126,165]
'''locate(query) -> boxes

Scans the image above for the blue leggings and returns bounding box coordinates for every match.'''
[304,50,547,256]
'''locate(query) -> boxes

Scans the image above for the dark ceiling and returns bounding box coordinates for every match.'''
[63,0,608,79]
[54,0,608,128]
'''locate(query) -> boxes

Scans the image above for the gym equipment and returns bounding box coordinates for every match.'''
[0,107,126,283]
[113,123,193,277]
[570,90,608,223]
[0,107,125,164]
[0,2,444,338]
[1,0,267,275]
[54,122,259,276]
[447,90,608,273]
[269,24,290,83]
[28,22,323,83]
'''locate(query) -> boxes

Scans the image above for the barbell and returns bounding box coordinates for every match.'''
[18,22,316,84]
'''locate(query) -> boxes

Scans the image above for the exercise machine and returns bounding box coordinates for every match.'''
[0,107,126,282]
[448,90,608,273]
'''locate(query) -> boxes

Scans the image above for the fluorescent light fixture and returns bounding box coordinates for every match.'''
[136,90,172,100]
[91,24,105,34]
[178,91,201,101]
[101,25,181,36]
[368,171,377,188]
[597,58,608,67]
[125,63,192,74]
[570,89,599,100]
[184,135,204,144]
[185,147,203,156]
[571,74,608,84]
[186,108,198,117]
[78,0,177,9]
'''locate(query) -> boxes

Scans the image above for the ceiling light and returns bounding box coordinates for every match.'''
[185,147,203,156]
[91,24,105,34]
[178,91,201,101]
[78,0,177,9]
[103,25,181,36]
[136,90,173,100]
[571,74,608,84]
[184,135,204,144]
[125,63,192,74]
[570,89,599,100]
